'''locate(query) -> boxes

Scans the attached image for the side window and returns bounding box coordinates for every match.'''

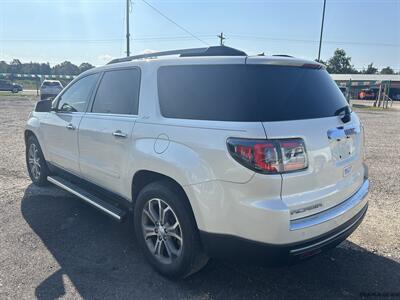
[57,73,99,112]
[91,68,140,115]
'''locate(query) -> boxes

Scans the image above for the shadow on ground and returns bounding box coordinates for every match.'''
[21,185,400,299]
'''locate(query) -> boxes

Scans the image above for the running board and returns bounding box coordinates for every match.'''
[47,176,127,222]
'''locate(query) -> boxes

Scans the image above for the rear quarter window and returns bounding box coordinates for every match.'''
[157,64,348,122]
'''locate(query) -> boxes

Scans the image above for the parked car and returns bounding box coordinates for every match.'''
[25,46,369,278]
[358,87,379,100]
[0,79,23,93]
[40,80,63,100]
[389,89,400,101]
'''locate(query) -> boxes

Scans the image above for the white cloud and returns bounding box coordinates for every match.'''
[97,54,113,63]
[140,49,158,54]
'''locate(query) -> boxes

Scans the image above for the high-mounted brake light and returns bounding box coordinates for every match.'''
[227,138,308,174]
[302,63,322,69]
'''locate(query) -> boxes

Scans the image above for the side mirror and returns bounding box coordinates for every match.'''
[35,99,53,112]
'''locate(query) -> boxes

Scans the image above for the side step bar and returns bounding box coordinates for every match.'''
[48,176,127,222]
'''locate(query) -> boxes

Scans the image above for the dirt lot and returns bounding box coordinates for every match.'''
[0,93,399,299]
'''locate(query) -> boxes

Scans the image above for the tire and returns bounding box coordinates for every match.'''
[134,181,208,278]
[12,87,18,93]
[26,135,49,186]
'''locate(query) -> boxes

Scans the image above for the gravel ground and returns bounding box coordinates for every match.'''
[0,94,399,299]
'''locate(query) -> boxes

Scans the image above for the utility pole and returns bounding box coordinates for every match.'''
[217,32,226,46]
[126,0,131,57]
[317,0,326,62]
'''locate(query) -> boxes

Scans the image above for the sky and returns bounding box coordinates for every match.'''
[0,0,399,71]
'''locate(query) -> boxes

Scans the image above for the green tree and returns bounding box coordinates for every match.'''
[9,59,22,74]
[78,62,94,74]
[0,61,8,73]
[326,49,358,74]
[380,66,394,74]
[362,63,378,74]
[40,63,51,75]
[52,61,79,75]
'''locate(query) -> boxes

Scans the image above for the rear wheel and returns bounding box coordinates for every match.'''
[26,135,49,186]
[134,181,208,278]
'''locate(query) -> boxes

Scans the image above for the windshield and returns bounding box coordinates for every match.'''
[158,64,349,122]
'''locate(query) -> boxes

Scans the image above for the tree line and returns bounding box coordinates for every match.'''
[0,59,94,76]
[319,49,397,75]
[0,48,398,75]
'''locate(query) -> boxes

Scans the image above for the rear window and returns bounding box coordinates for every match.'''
[42,81,62,87]
[158,64,348,122]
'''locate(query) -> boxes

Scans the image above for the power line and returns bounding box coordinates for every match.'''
[1,35,399,48]
[228,34,400,48]
[140,0,209,46]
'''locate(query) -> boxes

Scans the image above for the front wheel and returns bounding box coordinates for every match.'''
[12,87,18,93]
[134,181,208,278]
[26,135,49,186]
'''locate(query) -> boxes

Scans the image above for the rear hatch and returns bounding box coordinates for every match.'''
[41,81,63,94]
[246,57,365,219]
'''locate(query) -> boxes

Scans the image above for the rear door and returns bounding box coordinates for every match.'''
[41,73,100,174]
[78,68,141,197]
[245,59,365,219]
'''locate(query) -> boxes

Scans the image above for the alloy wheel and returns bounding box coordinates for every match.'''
[28,143,41,180]
[141,198,183,264]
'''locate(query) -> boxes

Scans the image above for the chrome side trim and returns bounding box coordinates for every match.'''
[290,179,369,231]
[47,176,122,221]
[290,204,367,255]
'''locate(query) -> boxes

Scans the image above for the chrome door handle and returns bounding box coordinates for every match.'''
[112,130,127,138]
[66,123,76,130]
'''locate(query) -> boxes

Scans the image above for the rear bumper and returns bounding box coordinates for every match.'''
[200,202,368,265]
[290,179,369,231]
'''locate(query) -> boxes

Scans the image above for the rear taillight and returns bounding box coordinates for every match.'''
[227,138,308,174]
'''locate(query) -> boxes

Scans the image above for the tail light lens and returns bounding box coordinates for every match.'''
[227,138,308,174]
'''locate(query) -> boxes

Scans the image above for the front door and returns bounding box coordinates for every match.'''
[41,73,100,175]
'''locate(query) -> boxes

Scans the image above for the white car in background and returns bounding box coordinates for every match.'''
[40,80,63,100]
[25,46,369,278]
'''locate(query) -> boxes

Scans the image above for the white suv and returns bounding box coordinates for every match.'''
[40,80,64,100]
[25,46,369,278]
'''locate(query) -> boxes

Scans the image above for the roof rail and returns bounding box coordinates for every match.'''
[107,46,247,64]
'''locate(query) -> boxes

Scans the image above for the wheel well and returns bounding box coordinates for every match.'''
[132,170,183,201]
[132,170,200,230]
[24,130,35,145]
